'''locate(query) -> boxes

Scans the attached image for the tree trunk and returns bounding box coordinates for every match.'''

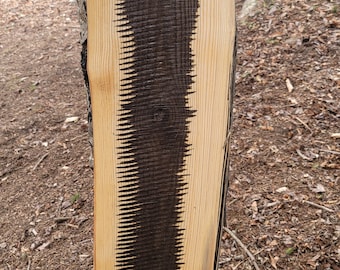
[77,1,236,269]
[77,0,93,167]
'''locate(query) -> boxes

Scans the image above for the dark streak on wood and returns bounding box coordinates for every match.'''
[116,1,198,269]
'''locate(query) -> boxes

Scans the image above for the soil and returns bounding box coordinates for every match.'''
[0,0,339,269]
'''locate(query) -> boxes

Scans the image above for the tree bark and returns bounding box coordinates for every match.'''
[77,0,93,167]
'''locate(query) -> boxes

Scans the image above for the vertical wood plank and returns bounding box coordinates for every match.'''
[87,0,236,269]
[87,0,118,268]
[181,1,236,269]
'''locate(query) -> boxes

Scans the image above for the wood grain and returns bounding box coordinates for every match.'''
[87,0,236,269]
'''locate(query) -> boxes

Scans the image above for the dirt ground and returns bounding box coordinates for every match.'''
[0,0,339,269]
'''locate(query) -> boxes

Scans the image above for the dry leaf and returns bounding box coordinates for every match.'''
[296,149,317,161]
[269,240,278,247]
[276,187,289,193]
[251,201,258,216]
[286,78,294,92]
[288,97,298,104]
[307,254,320,268]
[282,235,294,245]
[239,0,259,21]
[259,125,274,131]
[269,254,279,269]
[320,162,340,169]
[310,183,326,193]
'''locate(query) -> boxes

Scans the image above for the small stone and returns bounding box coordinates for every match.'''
[276,187,289,193]
[65,116,79,123]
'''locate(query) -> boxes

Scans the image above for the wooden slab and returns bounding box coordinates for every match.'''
[87,0,236,269]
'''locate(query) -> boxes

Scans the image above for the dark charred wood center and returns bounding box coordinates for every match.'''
[116,1,198,269]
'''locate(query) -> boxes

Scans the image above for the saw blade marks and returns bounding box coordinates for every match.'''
[115,1,198,269]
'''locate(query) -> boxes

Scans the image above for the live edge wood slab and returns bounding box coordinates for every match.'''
[87,1,236,269]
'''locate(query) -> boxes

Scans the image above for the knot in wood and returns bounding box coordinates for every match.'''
[152,106,169,123]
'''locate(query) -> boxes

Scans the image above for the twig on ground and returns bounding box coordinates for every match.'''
[296,149,313,161]
[79,238,92,244]
[294,116,313,133]
[223,227,261,270]
[227,198,239,206]
[70,133,87,141]
[264,201,281,208]
[254,248,265,256]
[66,223,79,229]
[32,153,48,171]
[218,258,231,265]
[27,259,31,270]
[54,217,72,223]
[233,260,245,270]
[330,133,340,138]
[302,200,334,213]
[319,149,340,155]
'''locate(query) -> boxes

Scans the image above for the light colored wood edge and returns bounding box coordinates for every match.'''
[87,0,119,268]
[181,0,236,269]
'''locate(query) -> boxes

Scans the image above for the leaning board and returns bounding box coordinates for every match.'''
[87,0,236,269]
